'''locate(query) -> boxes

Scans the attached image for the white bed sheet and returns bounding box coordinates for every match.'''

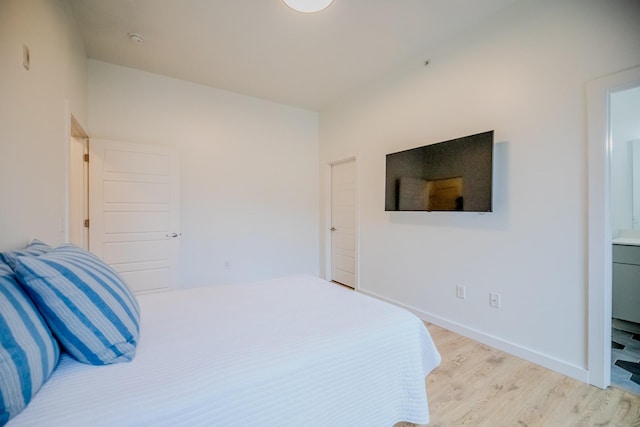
[8,275,441,427]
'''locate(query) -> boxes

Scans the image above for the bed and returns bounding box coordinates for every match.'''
[3,244,440,427]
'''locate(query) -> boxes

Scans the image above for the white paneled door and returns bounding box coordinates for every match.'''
[331,160,356,288]
[89,139,180,293]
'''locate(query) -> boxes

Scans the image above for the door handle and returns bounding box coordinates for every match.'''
[330,227,336,231]
[166,232,181,238]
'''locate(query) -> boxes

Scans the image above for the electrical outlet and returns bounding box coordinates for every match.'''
[456,285,466,299]
[490,292,501,308]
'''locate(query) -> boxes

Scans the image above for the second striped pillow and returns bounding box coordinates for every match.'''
[15,244,140,365]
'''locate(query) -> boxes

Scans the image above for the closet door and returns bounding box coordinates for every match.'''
[330,159,356,288]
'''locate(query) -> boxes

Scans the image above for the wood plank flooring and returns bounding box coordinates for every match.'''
[421,324,640,427]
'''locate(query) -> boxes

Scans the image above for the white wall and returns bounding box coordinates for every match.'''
[611,86,640,235]
[0,0,88,251]
[88,61,319,287]
[319,0,640,381]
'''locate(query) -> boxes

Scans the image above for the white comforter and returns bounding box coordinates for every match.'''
[9,275,441,427]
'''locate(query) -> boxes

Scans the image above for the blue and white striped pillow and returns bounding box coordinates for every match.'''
[15,244,140,365]
[0,239,52,270]
[0,262,60,425]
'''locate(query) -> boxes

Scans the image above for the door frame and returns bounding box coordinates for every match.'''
[324,156,359,289]
[587,66,640,388]
[65,107,89,245]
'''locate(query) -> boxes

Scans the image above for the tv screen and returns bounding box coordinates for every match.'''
[385,130,494,212]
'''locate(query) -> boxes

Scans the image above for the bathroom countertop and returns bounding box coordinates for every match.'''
[613,237,640,246]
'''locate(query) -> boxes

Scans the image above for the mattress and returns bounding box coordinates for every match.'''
[8,275,441,427]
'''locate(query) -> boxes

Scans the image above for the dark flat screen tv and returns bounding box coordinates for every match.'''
[385,130,493,212]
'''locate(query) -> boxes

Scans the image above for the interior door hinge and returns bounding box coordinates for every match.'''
[83,153,89,162]
[84,219,89,228]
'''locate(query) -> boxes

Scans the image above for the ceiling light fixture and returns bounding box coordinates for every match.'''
[282,0,334,13]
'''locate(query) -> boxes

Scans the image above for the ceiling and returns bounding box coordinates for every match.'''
[69,0,521,111]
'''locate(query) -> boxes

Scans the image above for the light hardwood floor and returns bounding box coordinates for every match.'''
[421,323,640,427]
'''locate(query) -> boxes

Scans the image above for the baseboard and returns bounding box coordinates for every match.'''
[359,288,589,384]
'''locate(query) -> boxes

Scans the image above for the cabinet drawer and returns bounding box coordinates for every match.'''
[613,244,640,265]
[612,263,640,323]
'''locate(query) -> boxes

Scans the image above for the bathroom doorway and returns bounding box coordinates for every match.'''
[609,85,640,394]
[587,66,640,390]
